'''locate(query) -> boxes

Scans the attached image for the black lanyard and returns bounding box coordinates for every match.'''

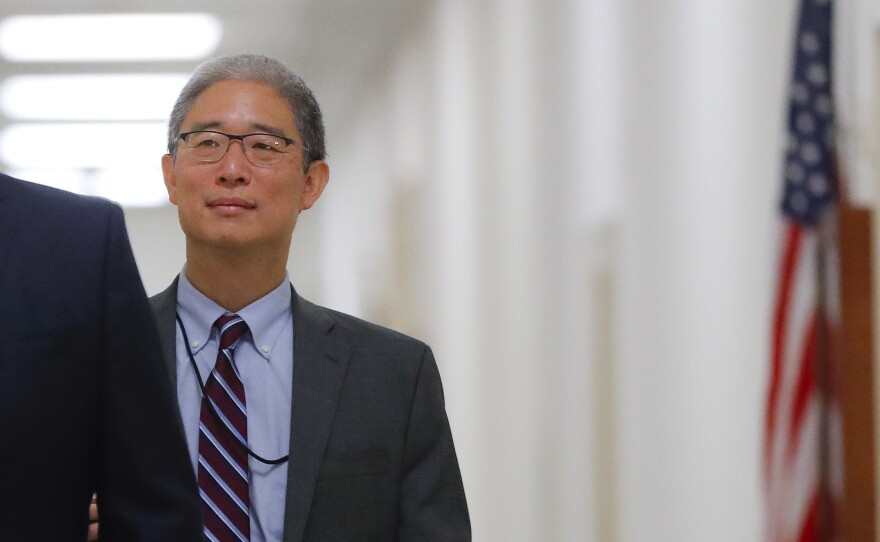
[176,313,290,465]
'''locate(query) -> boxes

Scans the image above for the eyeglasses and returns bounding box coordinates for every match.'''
[177,130,305,166]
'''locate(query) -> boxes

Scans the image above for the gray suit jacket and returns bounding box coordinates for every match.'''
[151,278,470,541]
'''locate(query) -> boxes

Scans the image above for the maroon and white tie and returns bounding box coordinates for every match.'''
[198,313,250,541]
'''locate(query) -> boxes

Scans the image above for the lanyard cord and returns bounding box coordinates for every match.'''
[176,313,290,465]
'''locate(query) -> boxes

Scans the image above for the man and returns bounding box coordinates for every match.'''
[0,174,202,541]
[155,54,470,541]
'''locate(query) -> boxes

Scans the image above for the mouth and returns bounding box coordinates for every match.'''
[207,197,256,215]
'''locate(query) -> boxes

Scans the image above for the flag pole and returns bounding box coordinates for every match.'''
[816,207,838,541]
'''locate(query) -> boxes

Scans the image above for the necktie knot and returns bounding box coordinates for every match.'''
[215,313,248,350]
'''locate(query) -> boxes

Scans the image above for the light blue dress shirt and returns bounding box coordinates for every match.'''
[175,269,294,542]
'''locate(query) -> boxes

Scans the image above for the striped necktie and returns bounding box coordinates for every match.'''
[198,313,251,541]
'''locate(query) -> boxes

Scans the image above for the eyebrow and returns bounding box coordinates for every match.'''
[187,120,290,138]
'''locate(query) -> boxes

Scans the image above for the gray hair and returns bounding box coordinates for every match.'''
[167,54,325,170]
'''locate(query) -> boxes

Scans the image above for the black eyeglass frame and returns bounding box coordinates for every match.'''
[176,129,307,163]
[179,129,299,147]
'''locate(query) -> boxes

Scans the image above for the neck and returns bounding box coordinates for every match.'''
[184,244,288,312]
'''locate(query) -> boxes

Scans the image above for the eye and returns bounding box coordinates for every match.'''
[248,135,284,153]
[251,141,278,152]
[192,134,222,148]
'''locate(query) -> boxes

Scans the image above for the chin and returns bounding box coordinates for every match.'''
[212,236,255,248]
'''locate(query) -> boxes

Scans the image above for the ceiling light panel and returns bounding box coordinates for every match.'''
[1,74,189,120]
[0,122,167,169]
[7,167,169,207]
[0,13,222,62]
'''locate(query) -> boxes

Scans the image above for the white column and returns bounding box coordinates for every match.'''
[615,1,794,540]
[475,0,545,538]
[421,0,489,538]
[541,0,627,539]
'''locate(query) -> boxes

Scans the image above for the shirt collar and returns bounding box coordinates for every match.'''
[177,266,292,361]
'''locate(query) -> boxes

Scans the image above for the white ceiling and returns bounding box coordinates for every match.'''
[0,0,428,127]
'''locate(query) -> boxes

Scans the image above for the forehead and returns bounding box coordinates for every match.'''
[183,79,298,136]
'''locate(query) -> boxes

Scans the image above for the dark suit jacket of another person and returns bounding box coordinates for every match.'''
[0,175,201,541]
[152,278,471,541]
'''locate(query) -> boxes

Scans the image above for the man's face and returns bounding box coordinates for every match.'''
[162,79,328,255]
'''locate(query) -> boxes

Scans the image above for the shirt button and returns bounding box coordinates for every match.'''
[262,345,271,354]
[191,340,200,348]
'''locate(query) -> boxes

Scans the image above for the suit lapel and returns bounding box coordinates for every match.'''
[149,279,349,541]
[149,277,181,389]
[282,290,350,542]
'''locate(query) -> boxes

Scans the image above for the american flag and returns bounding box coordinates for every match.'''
[765,0,841,540]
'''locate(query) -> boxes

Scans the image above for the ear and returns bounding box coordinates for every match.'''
[161,154,178,205]
[299,160,329,211]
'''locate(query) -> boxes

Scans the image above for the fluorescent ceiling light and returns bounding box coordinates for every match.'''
[8,167,169,207]
[0,122,167,169]
[91,167,169,207]
[0,13,221,62]
[1,74,189,120]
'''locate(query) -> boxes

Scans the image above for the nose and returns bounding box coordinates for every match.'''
[217,139,251,184]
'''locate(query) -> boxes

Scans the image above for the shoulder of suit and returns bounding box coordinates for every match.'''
[301,296,429,352]
[148,279,179,317]
[2,173,120,218]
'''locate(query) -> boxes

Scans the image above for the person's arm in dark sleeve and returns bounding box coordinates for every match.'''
[94,204,202,542]
[398,346,471,541]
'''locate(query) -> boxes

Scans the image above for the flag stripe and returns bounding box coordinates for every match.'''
[765,223,803,466]
[766,223,804,460]
[797,490,820,542]
[788,309,818,460]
